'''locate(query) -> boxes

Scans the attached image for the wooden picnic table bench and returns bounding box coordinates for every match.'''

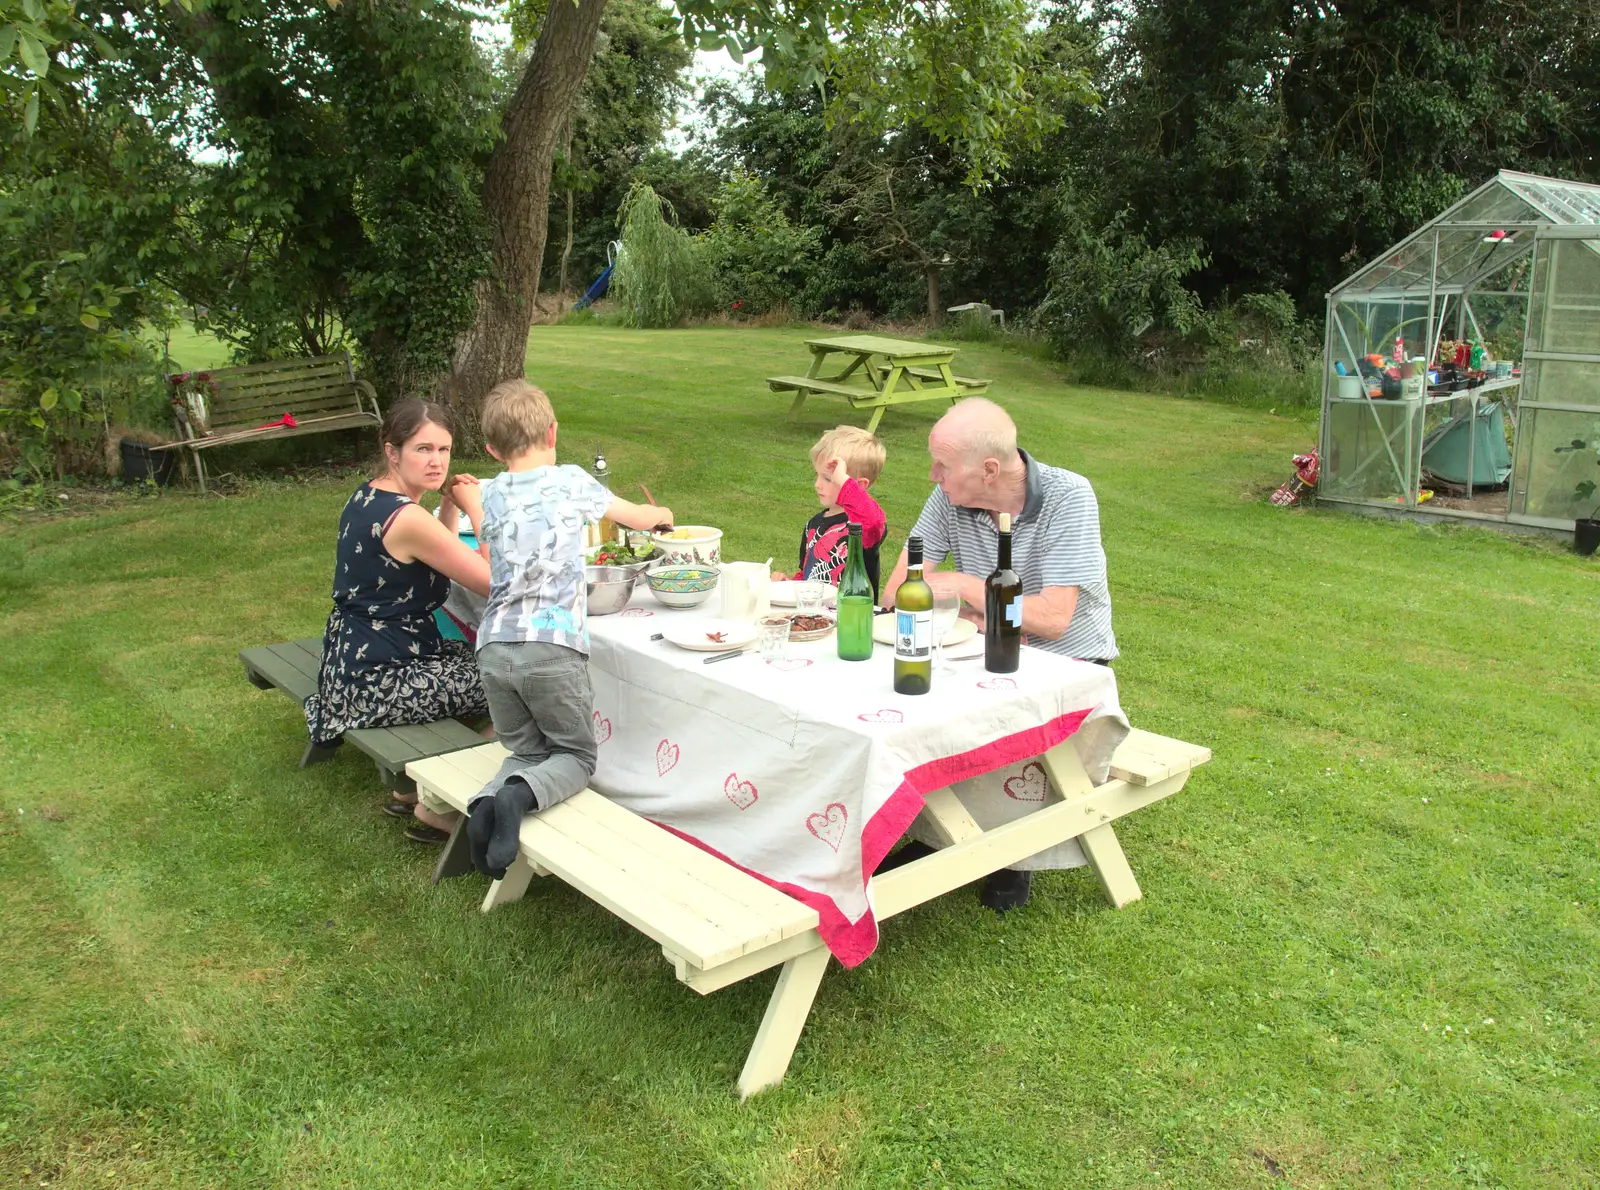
[240,638,483,794]
[768,334,991,434]
[411,726,1210,1099]
[167,353,382,493]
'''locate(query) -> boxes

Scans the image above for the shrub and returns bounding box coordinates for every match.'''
[609,182,712,328]
[702,173,821,318]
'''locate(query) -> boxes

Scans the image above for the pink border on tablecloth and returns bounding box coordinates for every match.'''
[652,706,1094,969]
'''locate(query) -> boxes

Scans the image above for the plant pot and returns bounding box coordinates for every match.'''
[120,440,177,487]
[1575,518,1600,557]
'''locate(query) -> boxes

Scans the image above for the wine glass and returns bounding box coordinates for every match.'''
[931,590,962,671]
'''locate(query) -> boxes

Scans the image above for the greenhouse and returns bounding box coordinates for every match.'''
[1319,170,1600,535]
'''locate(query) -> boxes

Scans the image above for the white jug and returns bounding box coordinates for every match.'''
[718,562,771,622]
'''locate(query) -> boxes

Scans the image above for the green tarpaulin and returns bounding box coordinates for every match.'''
[1422,400,1513,486]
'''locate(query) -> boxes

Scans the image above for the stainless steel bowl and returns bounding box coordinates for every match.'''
[585,564,639,616]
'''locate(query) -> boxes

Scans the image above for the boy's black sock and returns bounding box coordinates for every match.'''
[468,797,498,878]
[485,779,536,876]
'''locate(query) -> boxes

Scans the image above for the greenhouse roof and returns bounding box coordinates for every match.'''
[1331,170,1600,298]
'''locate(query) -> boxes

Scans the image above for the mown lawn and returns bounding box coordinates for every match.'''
[2,327,1596,1189]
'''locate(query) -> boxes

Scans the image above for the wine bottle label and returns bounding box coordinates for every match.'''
[1005,597,1023,629]
[896,610,932,659]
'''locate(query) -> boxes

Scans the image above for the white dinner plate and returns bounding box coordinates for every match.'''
[871,616,977,647]
[768,581,838,608]
[660,618,759,652]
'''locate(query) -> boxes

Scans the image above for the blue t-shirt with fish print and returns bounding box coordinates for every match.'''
[476,465,613,655]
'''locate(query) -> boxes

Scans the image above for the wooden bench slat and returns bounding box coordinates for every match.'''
[766,375,872,397]
[187,413,380,450]
[554,795,813,946]
[212,389,367,418]
[214,374,362,402]
[240,641,319,702]
[207,404,371,435]
[351,719,484,767]
[906,366,990,388]
[207,357,352,380]
[1108,729,1212,787]
[561,793,815,934]
[518,811,748,968]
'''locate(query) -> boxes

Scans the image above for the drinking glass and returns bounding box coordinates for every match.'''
[931,590,962,670]
[796,581,826,616]
[757,614,792,661]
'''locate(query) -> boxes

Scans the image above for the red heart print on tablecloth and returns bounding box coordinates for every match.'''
[857,709,904,724]
[592,711,612,745]
[806,802,848,851]
[724,773,758,810]
[655,738,679,777]
[619,607,653,618]
[978,676,1017,690]
[1003,761,1048,802]
[766,657,813,672]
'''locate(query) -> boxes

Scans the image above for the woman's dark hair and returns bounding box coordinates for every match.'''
[380,398,454,460]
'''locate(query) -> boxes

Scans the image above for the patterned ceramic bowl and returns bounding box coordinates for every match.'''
[650,525,723,568]
[645,564,719,609]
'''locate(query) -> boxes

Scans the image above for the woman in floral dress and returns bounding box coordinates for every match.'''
[304,398,492,841]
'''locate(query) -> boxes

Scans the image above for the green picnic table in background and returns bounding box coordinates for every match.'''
[767,334,991,433]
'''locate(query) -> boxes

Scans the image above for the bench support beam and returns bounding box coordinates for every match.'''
[738,946,831,1100]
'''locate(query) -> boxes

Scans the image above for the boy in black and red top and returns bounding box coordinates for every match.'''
[773,425,888,600]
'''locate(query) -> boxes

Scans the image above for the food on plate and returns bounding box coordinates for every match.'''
[705,630,727,643]
[788,614,832,633]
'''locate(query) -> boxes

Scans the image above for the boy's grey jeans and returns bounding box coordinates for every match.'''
[471,641,597,812]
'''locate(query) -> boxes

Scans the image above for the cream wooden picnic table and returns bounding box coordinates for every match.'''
[410,586,1209,1099]
[768,334,991,433]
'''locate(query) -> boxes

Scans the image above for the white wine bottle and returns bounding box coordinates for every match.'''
[893,536,933,695]
[984,513,1021,672]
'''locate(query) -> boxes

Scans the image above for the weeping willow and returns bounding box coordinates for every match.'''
[610,182,710,328]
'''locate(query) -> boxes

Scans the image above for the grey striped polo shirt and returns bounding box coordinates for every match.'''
[910,450,1117,661]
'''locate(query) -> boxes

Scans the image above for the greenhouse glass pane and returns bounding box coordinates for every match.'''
[1453,184,1543,226]
[1502,176,1600,224]
[1510,401,1600,519]
[1523,359,1600,409]
[1323,399,1421,503]
[1527,238,1600,355]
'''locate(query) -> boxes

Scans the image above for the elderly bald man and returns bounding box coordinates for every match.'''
[881,397,1117,910]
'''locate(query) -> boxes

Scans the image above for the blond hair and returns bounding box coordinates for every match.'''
[481,379,555,456]
[809,425,886,485]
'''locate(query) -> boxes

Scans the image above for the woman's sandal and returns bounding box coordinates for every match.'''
[381,800,417,819]
[403,822,451,845]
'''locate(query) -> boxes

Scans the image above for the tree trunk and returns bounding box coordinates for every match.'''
[445,0,609,437]
[925,266,942,326]
[559,187,575,301]
[558,117,575,301]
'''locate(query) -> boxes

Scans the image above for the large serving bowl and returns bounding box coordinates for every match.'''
[645,564,719,609]
[586,565,640,616]
[650,525,723,567]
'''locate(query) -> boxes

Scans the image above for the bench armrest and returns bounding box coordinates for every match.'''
[354,377,382,419]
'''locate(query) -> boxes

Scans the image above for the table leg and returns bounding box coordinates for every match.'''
[786,390,809,420]
[1075,822,1142,908]
[864,405,886,434]
[738,944,830,1099]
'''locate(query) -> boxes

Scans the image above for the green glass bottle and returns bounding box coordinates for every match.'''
[984,512,1022,673]
[893,535,933,695]
[836,522,874,661]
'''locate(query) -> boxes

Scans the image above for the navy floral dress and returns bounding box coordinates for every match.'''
[304,483,487,746]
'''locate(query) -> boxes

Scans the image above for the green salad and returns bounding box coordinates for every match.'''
[587,542,659,567]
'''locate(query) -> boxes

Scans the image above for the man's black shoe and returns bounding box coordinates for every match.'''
[979,868,1033,913]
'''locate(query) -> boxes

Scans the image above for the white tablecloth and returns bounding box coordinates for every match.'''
[585,589,1128,966]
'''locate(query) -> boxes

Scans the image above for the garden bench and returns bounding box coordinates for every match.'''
[170,353,382,492]
[240,638,483,794]
[410,727,1209,1099]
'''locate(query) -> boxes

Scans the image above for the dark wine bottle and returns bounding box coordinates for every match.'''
[835,522,874,661]
[893,536,933,695]
[984,512,1021,673]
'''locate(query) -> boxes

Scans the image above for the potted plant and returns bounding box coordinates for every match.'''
[1574,480,1600,556]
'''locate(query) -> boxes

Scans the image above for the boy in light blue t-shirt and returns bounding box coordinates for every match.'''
[454,379,672,880]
